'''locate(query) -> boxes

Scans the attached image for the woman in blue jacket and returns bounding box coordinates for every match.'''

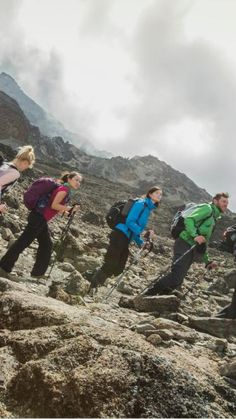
[88,186,162,291]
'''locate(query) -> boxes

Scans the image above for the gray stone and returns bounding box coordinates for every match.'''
[189,316,236,339]
[1,227,15,242]
[147,334,163,346]
[224,269,236,289]
[220,361,236,379]
[58,262,75,273]
[64,271,90,296]
[133,295,180,313]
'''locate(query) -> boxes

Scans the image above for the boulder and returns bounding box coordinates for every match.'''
[133,295,180,313]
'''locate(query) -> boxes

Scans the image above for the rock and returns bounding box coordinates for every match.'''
[118,296,135,309]
[81,211,104,225]
[224,269,236,289]
[147,334,163,346]
[57,262,75,272]
[0,279,234,418]
[47,283,72,304]
[189,317,236,339]
[74,255,102,273]
[205,338,228,353]
[1,227,15,241]
[220,361,236,379]
[151,318,198,343]
[116,280,134,295]
[3,194,19,209]
[64,271,90,296]
[158,329,174,341]
[135,323,157,336]
[133,295,180,313]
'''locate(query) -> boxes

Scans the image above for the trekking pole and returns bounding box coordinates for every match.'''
[46,206,78,278]
[102,231,153,303]
[138,244,197,297]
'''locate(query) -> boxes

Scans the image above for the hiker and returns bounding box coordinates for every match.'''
[0,171,81,279]
[215,224,236,319]
[144,192,229,296]
[217,224,236,256]
[0,145,35,213]
[216,288,236,319]
[88,186,162,291]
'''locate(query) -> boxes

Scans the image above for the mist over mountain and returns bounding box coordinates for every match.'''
[0,72,111,158]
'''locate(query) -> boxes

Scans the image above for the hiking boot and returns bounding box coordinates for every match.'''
[143,283,172,296]
[0,267,10,279]
[0,267,19,282]
[215,305,236,319]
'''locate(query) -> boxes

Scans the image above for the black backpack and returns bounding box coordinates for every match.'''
[223,225,236,253]
[106,198,140,229]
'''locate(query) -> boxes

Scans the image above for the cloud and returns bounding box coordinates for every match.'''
[0,0,91,135]
[105,0,236,207]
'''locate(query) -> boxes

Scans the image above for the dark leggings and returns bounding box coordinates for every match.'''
[0,211,52,276]
[91,229,130,287]
[146,238,195,295]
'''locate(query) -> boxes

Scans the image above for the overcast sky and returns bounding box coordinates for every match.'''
[1,0,236,209]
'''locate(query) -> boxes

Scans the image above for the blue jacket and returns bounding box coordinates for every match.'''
[116,197,157,246]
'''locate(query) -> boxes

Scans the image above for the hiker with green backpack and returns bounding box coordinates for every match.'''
[87,186,162,292]
[143,192,229,296]
[0,171,81,280]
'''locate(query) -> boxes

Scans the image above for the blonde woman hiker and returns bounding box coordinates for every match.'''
[0,145,35,214]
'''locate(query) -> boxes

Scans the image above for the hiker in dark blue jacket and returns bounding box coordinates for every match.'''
[88,186,162,291]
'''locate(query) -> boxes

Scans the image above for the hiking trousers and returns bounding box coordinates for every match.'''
[0,211,52,276]
[217,287,236,319]
[90,229,130,288]
[145,238,196,295]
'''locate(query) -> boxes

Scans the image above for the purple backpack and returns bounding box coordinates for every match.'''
[23,177,60,211]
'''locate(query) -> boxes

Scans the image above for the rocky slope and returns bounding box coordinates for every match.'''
[0,164,235,417]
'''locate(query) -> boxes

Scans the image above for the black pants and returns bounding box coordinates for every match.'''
[0,211,52,276]
[145,238,196,295]
[217,288,236,319]
[90,229,129,288]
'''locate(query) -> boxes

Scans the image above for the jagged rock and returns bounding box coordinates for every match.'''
[220,361,236,379]
[81,211,104,225]
[64,271,90,296]
[205,338,228,353]
[47,283,72,304]
[116,280,134,295]
[147,334,163,346]
[3,194,19,209]
[57,262,75,272]
[118,296,135,309]
[74,255,102,273]
[224,269,236,289]
[0,278,233,418]
[1,227,15,242]
[189,317,236,339]
[133,295,180,313]
[134,318,198,343]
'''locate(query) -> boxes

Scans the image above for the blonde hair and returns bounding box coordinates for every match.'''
[15,145,35,168]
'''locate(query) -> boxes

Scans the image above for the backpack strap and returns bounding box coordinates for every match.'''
[195,211,213,234]
[0,163,20,196]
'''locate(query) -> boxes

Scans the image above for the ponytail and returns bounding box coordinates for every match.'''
[59,171,81,184]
